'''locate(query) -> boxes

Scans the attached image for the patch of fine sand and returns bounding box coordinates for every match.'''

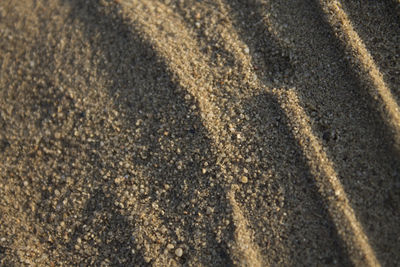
[0,0,399,266]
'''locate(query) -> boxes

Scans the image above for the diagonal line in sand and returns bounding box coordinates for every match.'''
[120,0,380,265]
[320,0,400,149]
[278,89,380,267]
[228,185,263,267]
[120,1,263,265]
[217,1,380,265]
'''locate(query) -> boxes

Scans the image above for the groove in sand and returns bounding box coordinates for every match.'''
[121,0,380,265]
[278,89,380,267]
[214,1,380,266]
[120,1,263,265]
[320,0,400,148]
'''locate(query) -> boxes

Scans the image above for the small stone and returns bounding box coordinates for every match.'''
[54,132,61,139]
[206,206,213,215]
[114,177,123,184]
[240,176,248,184]
[23,181,29,187]
[167,243,174,250]
[175,247,183,257]
[244,46,250,54]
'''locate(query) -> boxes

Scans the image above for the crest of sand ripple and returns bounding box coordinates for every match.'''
[320,0,400,150]
[120,0,262,266]
[220,0,380,265]
[279,89,380,267]
[120,0,381,266]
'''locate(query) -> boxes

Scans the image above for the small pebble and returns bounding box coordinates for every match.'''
[54,132,61,139]
[114,177,123,184]
[175,247,183,257]
[167,243,174,250]
[240,176,248,184]
[206,206,213,215]
[244,46,250,54]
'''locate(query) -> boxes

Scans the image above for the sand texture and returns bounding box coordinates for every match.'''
[0,0,399,266]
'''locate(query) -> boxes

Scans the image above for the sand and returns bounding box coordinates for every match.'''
[0,0,399,266]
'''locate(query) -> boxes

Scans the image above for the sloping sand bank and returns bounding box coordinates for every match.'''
[1,0,399,266]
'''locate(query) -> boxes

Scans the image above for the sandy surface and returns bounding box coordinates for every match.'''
[0,0,399,266]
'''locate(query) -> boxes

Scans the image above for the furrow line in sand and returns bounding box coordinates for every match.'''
[320,0,400,148]
[278,89,380,267]
[217,1,380,266]
[120,0,380,265]
[120,1,262,266]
